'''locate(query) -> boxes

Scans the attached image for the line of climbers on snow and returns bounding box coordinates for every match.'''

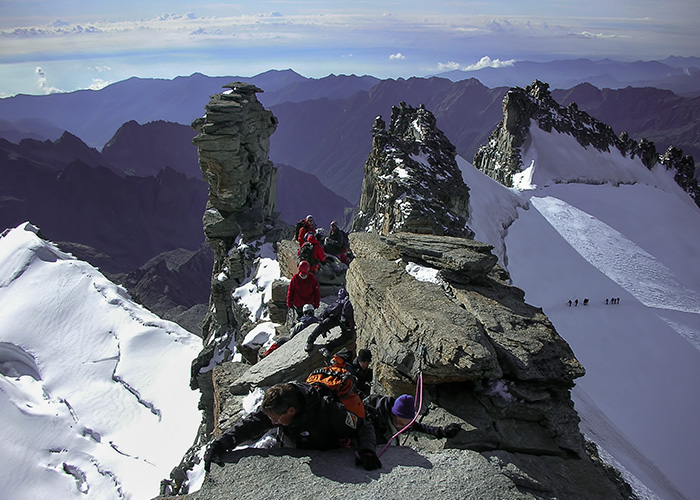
[203,216,461,473]
[567,297,621,307]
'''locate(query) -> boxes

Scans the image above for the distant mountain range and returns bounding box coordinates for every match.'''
[1,59,698,325]
[434,57,700,97]
[1,59,698,204]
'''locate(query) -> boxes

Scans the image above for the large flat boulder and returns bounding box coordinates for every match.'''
[170,447,629,500]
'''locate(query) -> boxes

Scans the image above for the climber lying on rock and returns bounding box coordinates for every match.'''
[364,394,461,446]
[203,382,382,472]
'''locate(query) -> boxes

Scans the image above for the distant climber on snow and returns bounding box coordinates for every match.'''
[305,287,356,355]
[203,382,381,472]
[286,261,320,321]
[364,394,461,446]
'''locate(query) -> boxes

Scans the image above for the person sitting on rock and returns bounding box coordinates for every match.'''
[352,349,373,398]
[297,232,326,272]
[203,382,381,472]
[324,220,350,264]
[290,303,320,337]
[364,394,461,446]
[305,288,355,354]
[296,215,316,248]
[286,261,320,321]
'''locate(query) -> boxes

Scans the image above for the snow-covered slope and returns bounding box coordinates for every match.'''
[461,125,700,500]
[0,223,202,500]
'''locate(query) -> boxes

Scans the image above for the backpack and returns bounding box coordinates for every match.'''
[298,241,317,267]
[295,220,306,242]
[306,365,366,418]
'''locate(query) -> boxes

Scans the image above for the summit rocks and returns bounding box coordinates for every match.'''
[169,88,635,500]
[353,103,473,237]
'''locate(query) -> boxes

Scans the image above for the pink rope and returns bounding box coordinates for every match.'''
[377,372,423,457]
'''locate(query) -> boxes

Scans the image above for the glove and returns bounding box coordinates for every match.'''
[355,449,382,471]
[203,436,233,472]
[438,423,461,439]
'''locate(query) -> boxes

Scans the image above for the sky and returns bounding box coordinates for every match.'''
[1,0,699,97]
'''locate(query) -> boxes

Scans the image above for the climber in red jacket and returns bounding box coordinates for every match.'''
[286,260,320,320]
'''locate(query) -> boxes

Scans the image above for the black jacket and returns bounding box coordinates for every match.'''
[217,382,376,452]
[352,358,373,397]
[364,395,443,445]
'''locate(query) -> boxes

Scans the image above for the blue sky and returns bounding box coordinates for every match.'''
[1,0,698,96]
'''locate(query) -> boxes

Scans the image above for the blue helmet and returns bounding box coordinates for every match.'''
[337,288,348,301]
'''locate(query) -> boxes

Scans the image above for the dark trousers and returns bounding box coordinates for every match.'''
[307,318,354,353]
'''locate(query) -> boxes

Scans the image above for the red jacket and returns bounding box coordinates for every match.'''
[297,222,315,247]
[286,272,320,309]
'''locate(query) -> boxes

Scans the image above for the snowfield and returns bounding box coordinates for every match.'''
[461,123,700,500]
[0,223,202,500]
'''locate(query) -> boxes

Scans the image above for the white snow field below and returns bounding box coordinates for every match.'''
[0,223,203,500]
[460,122,700,500]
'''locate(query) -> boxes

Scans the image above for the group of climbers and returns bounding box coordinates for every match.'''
[203,213,461,475]
[204,341,462,473]
[295,214,352,270]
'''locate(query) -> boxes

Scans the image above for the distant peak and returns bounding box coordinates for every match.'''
[354,102,473,237]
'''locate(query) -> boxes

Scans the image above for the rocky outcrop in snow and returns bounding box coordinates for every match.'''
[353,103,473,237]
[473,80,700,207]
[346,231,587,457]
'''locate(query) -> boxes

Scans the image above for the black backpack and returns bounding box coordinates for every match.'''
[298,242,318,267]
[294,220,306,242]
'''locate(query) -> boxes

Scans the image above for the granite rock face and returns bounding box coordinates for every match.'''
[347,231,586,457]
[164,447,631,500]
[353,103,473,237]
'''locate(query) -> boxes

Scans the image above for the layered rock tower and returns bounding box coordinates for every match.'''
[191,82,279,343]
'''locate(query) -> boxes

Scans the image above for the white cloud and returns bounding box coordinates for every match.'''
[437,61,461,71]
[463,56,516,71]
[88,78,111,90]
[574,31,624,39]
[35,67,62,94]
[389,52,406,60]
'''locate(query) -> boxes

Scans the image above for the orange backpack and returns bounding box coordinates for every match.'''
[306,364,366,418]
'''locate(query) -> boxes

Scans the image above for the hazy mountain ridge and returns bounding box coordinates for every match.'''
[102,120,201,179]
[436,57,700,97]
[2,61,699,203]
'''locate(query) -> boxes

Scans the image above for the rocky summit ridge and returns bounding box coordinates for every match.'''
[161,83,636,499]
[473,80,700,207]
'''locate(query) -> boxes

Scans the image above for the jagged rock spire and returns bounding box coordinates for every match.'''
[473,80,659,187]
[353,102,473,237]
[191,82,279,343]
